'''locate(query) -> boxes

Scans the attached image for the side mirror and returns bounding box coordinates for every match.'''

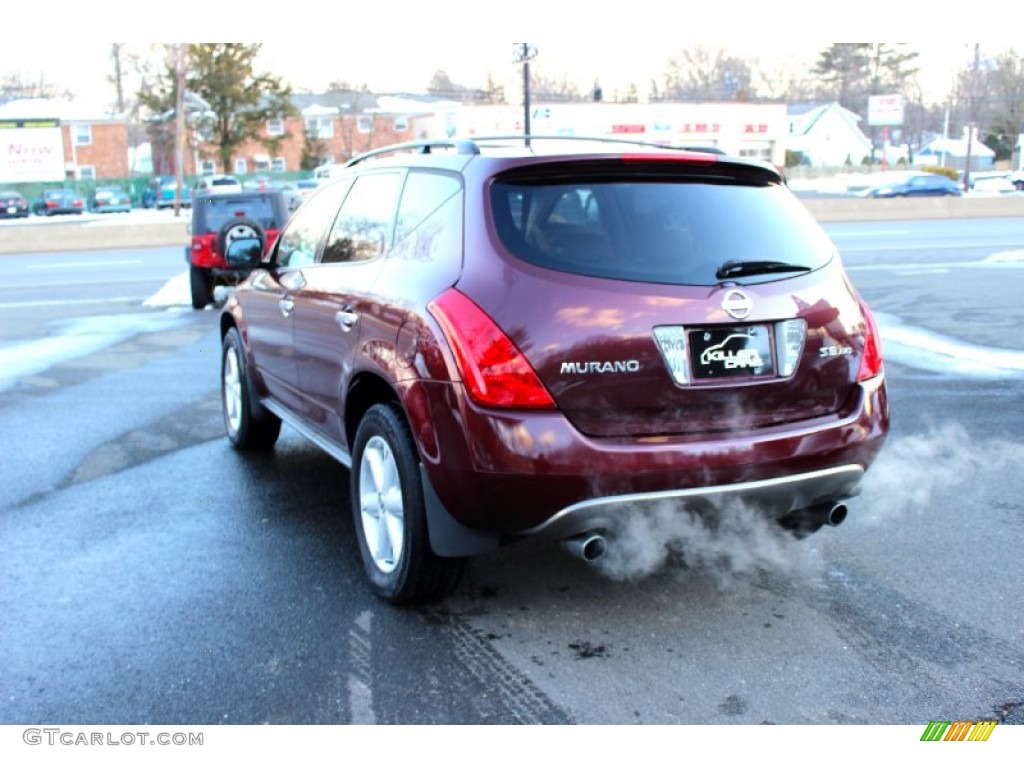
[224,237,264,268]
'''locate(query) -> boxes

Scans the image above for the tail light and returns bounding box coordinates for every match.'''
[428,288,555,409]
[857,301,884,381]
[46,200,57,209]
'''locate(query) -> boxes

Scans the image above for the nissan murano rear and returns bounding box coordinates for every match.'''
[219,137,889,604]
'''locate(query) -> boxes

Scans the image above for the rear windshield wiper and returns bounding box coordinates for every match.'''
[715,260,813,280]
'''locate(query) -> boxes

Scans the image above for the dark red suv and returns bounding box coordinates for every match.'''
[219,137,889,604]
[187,189,290,309]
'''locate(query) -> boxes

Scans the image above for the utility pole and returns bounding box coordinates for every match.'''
[512,43,537,148]
[174,44,186,218]
[111,44,125,114]
[963,43,980,193]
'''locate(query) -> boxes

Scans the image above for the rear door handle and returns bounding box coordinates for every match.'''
[279,297,294,317]
[335,309,358,331]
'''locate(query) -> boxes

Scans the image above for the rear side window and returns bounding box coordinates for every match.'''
[490,175,835,286]
[395,171,462,242]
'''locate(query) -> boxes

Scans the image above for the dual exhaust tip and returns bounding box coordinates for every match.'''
[779,502,848,536]
[560,532,608,562]
[560,503,849,562]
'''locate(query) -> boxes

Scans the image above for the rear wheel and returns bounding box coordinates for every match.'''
[351,403,465,604]
[190,264,213,309]
[221,327,281,450]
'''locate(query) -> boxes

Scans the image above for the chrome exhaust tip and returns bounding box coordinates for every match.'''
[560,532,608,562]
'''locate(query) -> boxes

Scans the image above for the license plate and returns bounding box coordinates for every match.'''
[6,206,15,214]
[689,325,774,380]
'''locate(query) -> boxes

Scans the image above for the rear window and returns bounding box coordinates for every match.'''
[490,174,835,286]
[197,197,279,234]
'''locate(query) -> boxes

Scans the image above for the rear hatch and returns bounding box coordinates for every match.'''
[474,156,876,438]
[191,193,286,266]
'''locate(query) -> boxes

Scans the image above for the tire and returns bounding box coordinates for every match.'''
[190,264,214,309]
[351,403,465,604]
[221,327,281,451]
[216,217,266,262]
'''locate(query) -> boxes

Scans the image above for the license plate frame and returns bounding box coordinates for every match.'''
[688,325,775,380]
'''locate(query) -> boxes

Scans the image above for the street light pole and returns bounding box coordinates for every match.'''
[512,43,538,148]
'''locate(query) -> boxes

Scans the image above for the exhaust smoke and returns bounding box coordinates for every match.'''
[855,423,1022,524]
[592,500,811,585]
[588,424,1021,585]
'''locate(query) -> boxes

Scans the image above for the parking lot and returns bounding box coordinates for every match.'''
[0,206,1021,768]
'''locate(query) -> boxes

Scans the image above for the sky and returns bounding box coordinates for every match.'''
[1,2,1017,109]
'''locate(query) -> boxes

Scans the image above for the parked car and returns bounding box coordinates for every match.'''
[274,179,321,213]
[141,176,170,208]
[0,190,30,219]
[149,178,191,210]
[242,176,273,192]
[857,172,962,198]
[967,172,1016,193]
[218,137,890,605]
[194,174,243,195]
[268,180,305,213]
[89,186,133,213]
[186,188,290,309]
[31,188,85,216]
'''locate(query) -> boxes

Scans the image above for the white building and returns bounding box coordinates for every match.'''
[786,103,873,168]
[914,129,995,171]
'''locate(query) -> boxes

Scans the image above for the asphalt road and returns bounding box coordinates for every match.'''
[0,219,1022,729]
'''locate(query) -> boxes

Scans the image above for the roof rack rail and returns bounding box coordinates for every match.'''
[345,139,481,167]
[450,134,728,154]
[344,134,730,169]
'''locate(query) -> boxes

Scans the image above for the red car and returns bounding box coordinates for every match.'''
[219,137,890,604]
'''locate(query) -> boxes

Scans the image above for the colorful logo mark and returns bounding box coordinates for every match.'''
[920,720,997,742]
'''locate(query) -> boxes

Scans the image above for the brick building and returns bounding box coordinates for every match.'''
[13,93,795,182]
[0,98,129,182]
[147,92,439,177]
[62,119,130,180]
[191,92,434,176]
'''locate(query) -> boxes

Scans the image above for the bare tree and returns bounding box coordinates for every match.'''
[326,82,376,161]
[970,48,1024,160]
[530,71,583,102]
[479,72,505,104]
[662,46,755,101]
[0,71,72,99]
[426,70,473,101]
[752,60,822,103]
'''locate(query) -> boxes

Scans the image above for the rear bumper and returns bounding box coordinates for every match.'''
[523,464,864,540]
[405,374,889,544]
